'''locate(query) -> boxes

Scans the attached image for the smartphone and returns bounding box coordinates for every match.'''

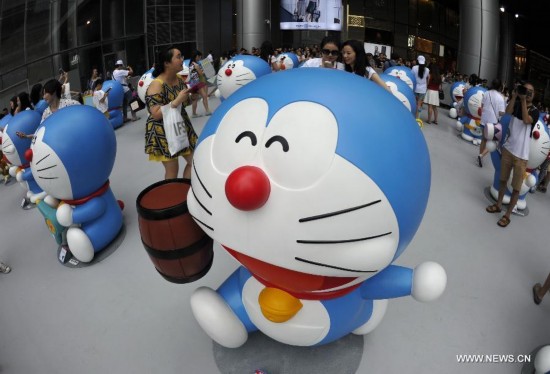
[105,87,112,93]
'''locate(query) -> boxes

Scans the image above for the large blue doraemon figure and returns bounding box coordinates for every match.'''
[102,80,125,129]
[215,55,271,101]
[188,69,446,348]
[488,115,550,210]
[29,105,123,262]
[2,111,44,202]
[456,86,486,144]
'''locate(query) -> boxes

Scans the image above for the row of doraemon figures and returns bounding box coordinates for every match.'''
[1,99,124,264]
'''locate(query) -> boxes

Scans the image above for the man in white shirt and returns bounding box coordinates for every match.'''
[92,79,110,118]
[112,59,138,122]
[485,82,539,227]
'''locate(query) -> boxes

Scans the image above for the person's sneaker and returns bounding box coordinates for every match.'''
[205,111,212,116]
[477,155,483,168]
[192,113,202,118]
[0,262,11,274]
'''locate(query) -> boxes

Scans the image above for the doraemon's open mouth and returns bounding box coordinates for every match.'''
[223,246,361,299]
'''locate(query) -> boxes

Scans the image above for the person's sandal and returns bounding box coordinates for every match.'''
[497,215,510,227]
[486,204,501,213]
[533,283,543,305]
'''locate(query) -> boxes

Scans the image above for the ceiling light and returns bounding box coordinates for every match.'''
[515,13,519,18]
[500,6,505,12]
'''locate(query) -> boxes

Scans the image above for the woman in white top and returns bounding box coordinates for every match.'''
[341,40,389,91]
[40,79,81,123]
[301,36,344,70]
[411,55,429,119]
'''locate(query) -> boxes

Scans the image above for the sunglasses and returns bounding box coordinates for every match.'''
[322,49,340,56]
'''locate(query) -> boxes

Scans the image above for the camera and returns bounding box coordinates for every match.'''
[516,85,527,95]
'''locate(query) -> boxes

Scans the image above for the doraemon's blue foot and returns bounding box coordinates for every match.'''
[190,287,248,348]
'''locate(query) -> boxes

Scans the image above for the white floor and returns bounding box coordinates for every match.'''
[1,101,549,374]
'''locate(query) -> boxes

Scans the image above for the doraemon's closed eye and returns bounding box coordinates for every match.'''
[211,99,338,189]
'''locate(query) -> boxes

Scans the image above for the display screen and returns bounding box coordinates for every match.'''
[280,0,343,31]
[364,43,392,58]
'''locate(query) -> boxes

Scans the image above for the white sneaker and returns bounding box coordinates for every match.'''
[0,262,11,274]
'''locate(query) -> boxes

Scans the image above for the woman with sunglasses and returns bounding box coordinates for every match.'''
[300,36,344,69]
[341,40,389,91]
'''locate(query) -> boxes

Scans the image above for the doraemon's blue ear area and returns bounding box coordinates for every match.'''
[200,68,431,260]
[3,110,41,165]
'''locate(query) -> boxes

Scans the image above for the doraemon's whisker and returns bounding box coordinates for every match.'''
[296,231,391,244]
[37,164,57,172]
[235,73,250,77]
[540,150,548,155]
[190,214,214,231]
[542,141,549,144]
[38,176,58,180]
[299,200,382,223]
[236,79,253,82]
[191,187,212,216]
[192,161,212,198]
[294,257,377,273]
[36,154,50,165]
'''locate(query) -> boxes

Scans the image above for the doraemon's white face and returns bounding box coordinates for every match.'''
[137,70,155,104]
[1,124,22,165]
[188,98,400,295]
[216,60,257,99]
[452,84,464,102]
[385,81,412,111]
[528,120,550,169]
[467,91,484,118]
[387,70,413,90]
[30,126,72,199]
[277,55,295,70]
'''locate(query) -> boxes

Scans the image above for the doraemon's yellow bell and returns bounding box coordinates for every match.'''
[258,287,303,323]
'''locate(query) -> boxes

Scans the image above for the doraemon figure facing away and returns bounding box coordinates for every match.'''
[188,69,446,348]
[30,106,123,263]
[2,110,45,203]
[456,86,486,144]
[215,55,271,101]
[101,80,125,129]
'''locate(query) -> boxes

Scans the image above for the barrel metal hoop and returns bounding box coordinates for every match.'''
[142,234,211,260]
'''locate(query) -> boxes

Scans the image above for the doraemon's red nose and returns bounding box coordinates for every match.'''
[225,69,232,76]
[533,130,540,140]
[139,80,144,87]
[225,166,270,211]
[25,149,33,162]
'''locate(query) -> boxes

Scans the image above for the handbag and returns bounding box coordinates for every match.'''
[438,89,444,100]
[160,103,190,156]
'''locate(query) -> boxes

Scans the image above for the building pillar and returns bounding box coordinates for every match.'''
[498,12,515,90]
[235,0,270,51]
[457,0,500,82]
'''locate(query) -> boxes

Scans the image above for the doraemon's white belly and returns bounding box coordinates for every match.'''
[242,277,330,346]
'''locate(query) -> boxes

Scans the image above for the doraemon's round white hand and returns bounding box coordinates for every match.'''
[44,195,60,208]
[30,191,47,204]
[535,345,550,374]
[412,262,447,302]
[57,203,74,226]
[9,166,18,178]
[455,121,463,131]
[526,174,537,188]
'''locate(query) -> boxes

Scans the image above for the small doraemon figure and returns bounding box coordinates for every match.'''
[379,73,416,115]
[456,86,486,144]
[384,66,416,92]
[449,82,465,118]
[29,105,123,262]
[215,55,271,100]
[276,52,300,70]
[137,68,155,104]
[2,110,45,203]
[101,80,125,129]
[188,69,446,348]
[489,116,550,209]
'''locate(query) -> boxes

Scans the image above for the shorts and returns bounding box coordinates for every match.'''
[500,147,528,191]
[189,82,207,94]
[415,92,426,101]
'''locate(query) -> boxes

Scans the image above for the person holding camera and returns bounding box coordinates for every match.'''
[485,82,539,227]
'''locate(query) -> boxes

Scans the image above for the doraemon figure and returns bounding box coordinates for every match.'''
[379,73,416,115]
[489,115,550,210]
[456,86,486,144]
[449,82,465,118]
[188,69,446,348]
[29,105,123,262]
[384,66,416,91]
[2,110,45,203]
[276,52,299,70]
[215,55,271,101]
[102,80,125,129]
[137,68,155,104]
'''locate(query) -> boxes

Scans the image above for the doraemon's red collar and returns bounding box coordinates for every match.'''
[63,180,109,205]
[224,246,362,300]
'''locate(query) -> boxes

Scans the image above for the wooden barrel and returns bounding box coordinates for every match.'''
[136,178,213,283]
